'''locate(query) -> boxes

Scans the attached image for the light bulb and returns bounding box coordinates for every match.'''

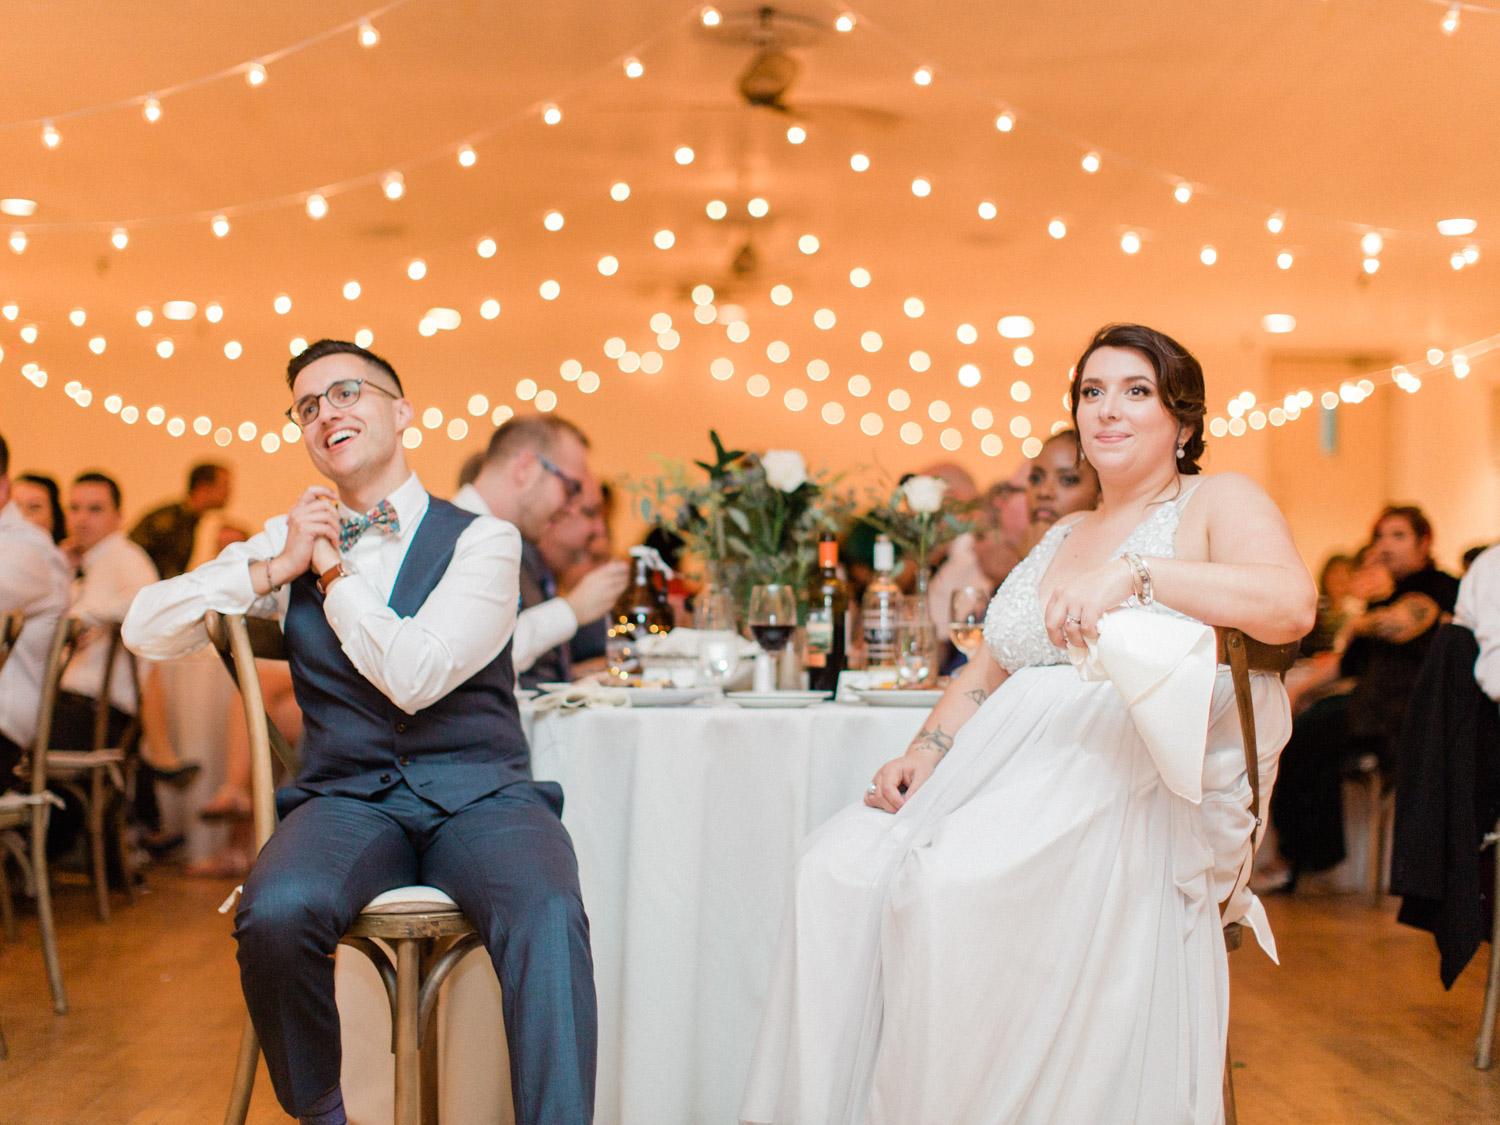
[1174,181,1192,203]
[835,12,855,31]
[543,210,564,231]
[1081,151,1100,173]
[1363,257,1380,274]
[542,104,562,125]
[1048,218,1066,239]
[1120,231,1141,254]
[224,341,242,359]
[358,18,379,47]
[849,267,870,288]
[477,237,496,258]
[111,227,129,250]
[706,199,727,219]
[343,280,360,300]
[382,172,404,200]
[911,178,931,197]
[674,146,695,165]
[597,255,618,275]
[41,120,60,148]
[142,96,161,122]
[1277,251,1293,270]
[246,61,267,86]
[273,294,291,314]
[457,144,476,167]
[786,125,806,144]
[136,307,153,326]
[156,339,174,359]
[701,7,721,27]
[1464,244,1480,263]
[480,300,500,319]
[624,57,644,78]
[654,229,675,249]
[1360,231,1383,256]
[850,153,869,172]
[539,279,560,300]
[610,181,630,201]
[69,308,86,326]
[1442,1,1460,34]
[211,214,230,237]
[8,231,26,253]
[978,200,997,220]
[355,328,375,346]
[913,66,933,86]
[995,110,1015,132]
[1267,211,1285,234]
[1200,244,1217,265]
[747,197,769,217]
[407,259,426,280]
[305,193,328,219]
[798,234,819,254]
[904,297,925,318]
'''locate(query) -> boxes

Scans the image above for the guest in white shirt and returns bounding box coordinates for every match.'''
[1454,542,1500,701]
[53,473,159,750]
[453,415,626,682]
[0,433,73,786]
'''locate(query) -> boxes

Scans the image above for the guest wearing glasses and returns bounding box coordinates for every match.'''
[453,414,626,687]
[124,338,596,1125]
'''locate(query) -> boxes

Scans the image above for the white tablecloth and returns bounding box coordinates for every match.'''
[337,701,927,1125]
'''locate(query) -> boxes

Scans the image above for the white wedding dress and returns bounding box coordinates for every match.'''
[741,486,1291,1125]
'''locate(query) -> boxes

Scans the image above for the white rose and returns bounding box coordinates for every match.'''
[902,475,947,514]
[762,449,808,493]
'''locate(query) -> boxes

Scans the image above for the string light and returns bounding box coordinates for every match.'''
[849,267,871,288]
[611,182,630,201]
[245,61,267,87]
[382,171,405,200]
[205,302,223,322]
[1267,212,1285,234]
[1277,251,1293,269]
[913,66,933,86]
[977,201,997,220]
[542,104,562,125]
[1438,218,1477,236]
[136,308,154,326]
[41,120,60,148]
[224,341,242,359]
[273,294,292,314]
[653,229,675,249]
[1363,257,1380,274]
[786,125,806,144]
[597,255,618,275]
[995,110,1015,132]
[211,214,230,237]
[305,193,328,219]
[343,280,361,300]
[903,297,925,317]
[111,227,130,250]
[1441,2,1461,34]
[706,200,727,219]
[1048,218,1066,239]
[850,153,870,172]
[1120,231,1141,254]
[543,210,565,231]
[747,197,769,217]
[477,237,496,258]
[674,146,694,165]
[956,323,978,344]
[68,309,85,326]
[8,231,25,253]
[1200,245,1217,265]
[358,18,380,47]
[624,57,644,79]
[1174,182,1193,203]
[142,96,162,123]
[1360,231,1384,257]
[798,234,819,254]
[701,7,721,27]
[407,259,426,280]
[911,178,931,197]
[1081,152,1100,173]
[457,145,476,167]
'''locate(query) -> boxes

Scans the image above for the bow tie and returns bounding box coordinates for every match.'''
[338,499,400,551]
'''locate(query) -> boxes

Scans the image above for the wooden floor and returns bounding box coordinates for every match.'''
[0,872,1497,1124]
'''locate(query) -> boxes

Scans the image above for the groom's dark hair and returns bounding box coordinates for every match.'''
[286,339,404,396]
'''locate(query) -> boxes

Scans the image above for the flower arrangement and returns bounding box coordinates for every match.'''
[863,475,978,594]
[633,431,855,601]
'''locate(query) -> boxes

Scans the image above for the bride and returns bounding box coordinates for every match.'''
[741,324,1316,1125]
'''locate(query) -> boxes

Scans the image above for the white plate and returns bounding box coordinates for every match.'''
[853,688,944,708]
[536,682,575,693]
[624,687,717,708]
[726,690,834,709]
[514,688,538,701]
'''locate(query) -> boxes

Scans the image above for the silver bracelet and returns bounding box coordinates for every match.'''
[1122,551,1153,605]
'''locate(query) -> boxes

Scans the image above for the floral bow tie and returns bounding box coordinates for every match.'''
[338,499,400,551]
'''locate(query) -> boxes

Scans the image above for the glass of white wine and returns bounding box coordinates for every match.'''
[948,585,992,659]
[895,597,938,687]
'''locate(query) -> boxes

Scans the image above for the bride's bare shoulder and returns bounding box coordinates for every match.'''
[1187,471,1273,505]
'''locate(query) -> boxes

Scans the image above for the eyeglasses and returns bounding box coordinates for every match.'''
[536,453,583,501]
[285,378,398,427]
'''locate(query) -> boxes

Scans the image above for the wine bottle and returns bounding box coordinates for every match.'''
[861,534,900,675]
[606,546,674,678]
[804,533,849,692]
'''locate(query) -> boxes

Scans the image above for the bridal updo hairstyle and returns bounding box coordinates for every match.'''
[1068,323,1207,475]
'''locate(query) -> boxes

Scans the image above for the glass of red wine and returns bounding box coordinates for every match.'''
[748,584,798,692]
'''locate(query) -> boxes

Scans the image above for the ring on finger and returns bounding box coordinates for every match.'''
[866,783,878,795]
[1065,614,1082,625]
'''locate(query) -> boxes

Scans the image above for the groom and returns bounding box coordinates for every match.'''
[123,339,595,1125]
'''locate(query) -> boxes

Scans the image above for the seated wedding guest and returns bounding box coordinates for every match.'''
[130,462,233,580]
[453,414,626,687]
[537,474,612,676]
[1454,541,1500,702]
[14,471,66,543]
[566,481,616,668]
[1266,507,1458,890]
[1015,428,1101,555]
[124,338,596,1125]
[0,435,73,789]
[742,323,1316,1123]
[919,461,981,624]
[973,463,1031,587]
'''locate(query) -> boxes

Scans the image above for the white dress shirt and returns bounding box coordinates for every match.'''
[0,502,74,746]
[123,473,521,716]
[1454,543,1500,702]
[61,531,159,716]
[451,483,577,675]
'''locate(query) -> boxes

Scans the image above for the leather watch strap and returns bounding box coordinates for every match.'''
[316,562,348,596]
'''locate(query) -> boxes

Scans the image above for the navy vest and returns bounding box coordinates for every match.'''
[282,497,531,813]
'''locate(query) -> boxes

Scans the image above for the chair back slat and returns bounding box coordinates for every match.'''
[204,612,298,853]
[31,617,84,795]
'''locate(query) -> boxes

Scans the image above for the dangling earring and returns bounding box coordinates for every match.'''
[1175,446,1185,460]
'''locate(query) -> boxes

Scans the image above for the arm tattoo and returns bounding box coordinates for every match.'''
[964,688,989,706]
[911,723,955,757]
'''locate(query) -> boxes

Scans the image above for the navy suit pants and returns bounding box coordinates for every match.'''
[234,778,596,1124]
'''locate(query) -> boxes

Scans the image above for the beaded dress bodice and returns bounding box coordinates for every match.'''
[982,486,1201,674]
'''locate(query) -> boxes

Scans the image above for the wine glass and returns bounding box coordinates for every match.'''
[895,598,937,687]
[948,585,992,658]
[748,584,797,692]
[694,587,741,688]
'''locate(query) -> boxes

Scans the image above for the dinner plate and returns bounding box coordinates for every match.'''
[726,690,834,709]
[623,687,717,707]
[536,682,576,693]
[853,688,944,708]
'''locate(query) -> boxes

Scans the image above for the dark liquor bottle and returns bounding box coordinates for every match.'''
[804,533,849,692]
[606,546,674,677]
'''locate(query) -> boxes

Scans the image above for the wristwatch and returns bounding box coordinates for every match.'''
[317,558,356,596]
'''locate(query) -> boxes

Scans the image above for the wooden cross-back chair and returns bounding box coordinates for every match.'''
[205,611,485,1125]
[1215,627,1301,1124]
[32,615,143,922]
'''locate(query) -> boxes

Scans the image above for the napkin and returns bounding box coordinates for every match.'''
[1067,608,1217,803]
[530,680,631,712]
[635,628,759,659]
